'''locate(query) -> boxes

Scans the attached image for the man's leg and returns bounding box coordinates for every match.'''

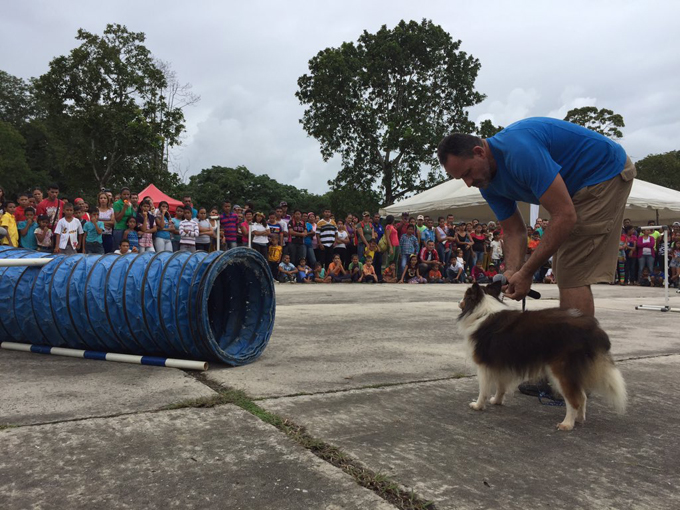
[559,285,594,317]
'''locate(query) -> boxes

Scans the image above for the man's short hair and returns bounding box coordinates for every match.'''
[48,183,59,191]
[437,133,483,165]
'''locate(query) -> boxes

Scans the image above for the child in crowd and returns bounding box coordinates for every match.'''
[196,207,213,252]
[485,263,498,281]
[268,235,283,279]
[446,252,465,283]
[427,261,445,283]
[328,254,352,282]
[348,254,363,282]
[179,207,199,252]
[54,203,83,255]
[278,254,297,283]
[359,256,378,283]
[171,205,184,252]
[639,267,652,287]
[670,240,680,288]
[399,224,420,276]
[471,258,489,283]
[15,193,29,222]
[296,257,314,283]
[528,231,541,256]
[137,201,157,253]
[651,266,665,287]
[543,268,556,284]
[490,231,503,267]
[34,215,53,252]
[114,239,135,255]
[17,207,38,250]
[83,209,105,254]
[382,261,397,283]
[123,216,140,253]
[0,202,18,247]
[313,261,330,283]
[400,255,426,283]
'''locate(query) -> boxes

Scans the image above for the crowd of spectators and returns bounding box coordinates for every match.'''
[1,184,679,288]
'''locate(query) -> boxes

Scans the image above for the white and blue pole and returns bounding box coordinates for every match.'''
[1,342,208,371]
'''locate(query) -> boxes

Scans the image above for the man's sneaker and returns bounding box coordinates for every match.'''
[518,378,563,401]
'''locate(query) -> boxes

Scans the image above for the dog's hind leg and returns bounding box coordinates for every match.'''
[576,391,587,423]
[470,367,492,411]
[490,374,509,405]
[550,365,585,431]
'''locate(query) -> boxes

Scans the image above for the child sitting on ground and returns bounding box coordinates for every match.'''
[543,268,556,284]
[359,256,378,283]
[328,254,352,282]
[400,255,426,284]
[651,266,665,288]
[639,267,652,287]
[348,254,363,282]
[471,258,489,283]
[278,254,297,283]
[313,261,330,283]
[484,263,498,281]
[428,262,445,283]
[297,257,314,283]
[382,261,397,283]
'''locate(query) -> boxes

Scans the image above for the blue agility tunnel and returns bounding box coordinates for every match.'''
[0,246,275,366]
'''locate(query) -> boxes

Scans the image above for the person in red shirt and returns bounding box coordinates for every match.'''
[485,263,498,280]
[14,192,29,222]
[36,184,64,234]
[418,239,440,275]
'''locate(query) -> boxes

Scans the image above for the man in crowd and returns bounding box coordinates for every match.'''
[419,239,440,275]
[438,117,635,317]
[36,184,64,239]
[317,208,338,269]
[220,200,239,250]
[183,195,197,218]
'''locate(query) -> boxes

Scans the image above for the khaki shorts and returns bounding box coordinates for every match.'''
[553,156,636,289]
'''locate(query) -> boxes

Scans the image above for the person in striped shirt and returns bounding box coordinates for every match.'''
[220,200,239,250]
[179,207,199,252]
[316,208,338,269]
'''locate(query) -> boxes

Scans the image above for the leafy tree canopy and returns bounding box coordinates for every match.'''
[297,19,484,205]
[477,119,504,138]
[634,151,680,191]
[563,106,625,139]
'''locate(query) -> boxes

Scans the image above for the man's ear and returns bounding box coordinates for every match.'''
[485,279,503,298]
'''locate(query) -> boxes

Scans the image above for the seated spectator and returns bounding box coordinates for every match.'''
[543,268,556,284]
[17,207,38,250]
[400,254,426,284]
[313,261,331,283]
[278,254,297,283]
[359,256,378,283]
[651,266,665,288]
[471,259,489,283]
[328,254,352,282]
[34,215,53,253]
[348,254,363,282]
[114,238,136,255]
[268,235,283,278]
[418,239,440,275]
[446,253,465,283]
[428,262,445,283]
[639,267,652,287]
[296,257,314,283]
[382,261,398,283]
[485,263,498,281]
[670,240,680,288]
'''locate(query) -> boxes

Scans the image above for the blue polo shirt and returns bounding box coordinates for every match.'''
[482,117,627,221]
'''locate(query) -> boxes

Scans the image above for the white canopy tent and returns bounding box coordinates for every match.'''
[380,178,680,224]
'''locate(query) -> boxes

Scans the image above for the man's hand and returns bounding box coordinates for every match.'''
[504,270,533,301]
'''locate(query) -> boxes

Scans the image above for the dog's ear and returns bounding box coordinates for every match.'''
[485,279,503,298]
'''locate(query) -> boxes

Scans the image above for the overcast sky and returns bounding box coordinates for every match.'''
[3,1,680,195]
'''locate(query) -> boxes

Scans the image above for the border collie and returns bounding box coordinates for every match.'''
[457,280,627,431]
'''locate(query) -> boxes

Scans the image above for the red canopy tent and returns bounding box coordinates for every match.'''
[137,184,183,213]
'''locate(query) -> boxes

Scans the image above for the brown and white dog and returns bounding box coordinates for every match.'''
[457,280,627,431]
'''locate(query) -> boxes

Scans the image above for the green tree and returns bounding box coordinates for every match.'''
[563,106,625,139]
[0,121,50,196]
[34,24,186,193]
[477,119,504,138]
[296,19,484,206]
[635,151,680,191]
[0,70,38,128]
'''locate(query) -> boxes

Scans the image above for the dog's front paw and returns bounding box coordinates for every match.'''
[557,422,574,431]
[469,401,485,411]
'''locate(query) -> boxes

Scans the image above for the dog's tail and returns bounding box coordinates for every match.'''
[590,354,627,414]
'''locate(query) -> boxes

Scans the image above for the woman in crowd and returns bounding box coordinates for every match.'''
[240,209,253,246]
[383,215,399,269]
[113,187,135,250]
[345,214,356,265]
[209,207,221,251]
[250,211,271,259]
[96,191,115,253]
[637,228,656,282]
[154,201,174,252]
[333,218,349,265]
[305,212,317,267]
[470,224,486,268]
[195,207,213,252]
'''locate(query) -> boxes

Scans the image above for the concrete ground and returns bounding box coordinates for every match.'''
[1,283,679,509]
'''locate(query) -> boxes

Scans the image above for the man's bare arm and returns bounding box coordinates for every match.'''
[499,208,527,274]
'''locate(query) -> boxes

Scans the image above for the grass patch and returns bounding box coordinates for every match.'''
[0,424,18,431]
[169,380,436,510]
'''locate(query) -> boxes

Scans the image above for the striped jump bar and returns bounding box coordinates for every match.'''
[1,342,208,371]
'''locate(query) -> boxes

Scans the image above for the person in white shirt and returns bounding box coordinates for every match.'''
[446,248,466,283]
[54,203,84,255]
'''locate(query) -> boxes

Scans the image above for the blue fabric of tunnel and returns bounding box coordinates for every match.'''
[0,246,275,365]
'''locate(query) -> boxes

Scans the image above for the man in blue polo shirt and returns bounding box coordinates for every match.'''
[438,117,635,317]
